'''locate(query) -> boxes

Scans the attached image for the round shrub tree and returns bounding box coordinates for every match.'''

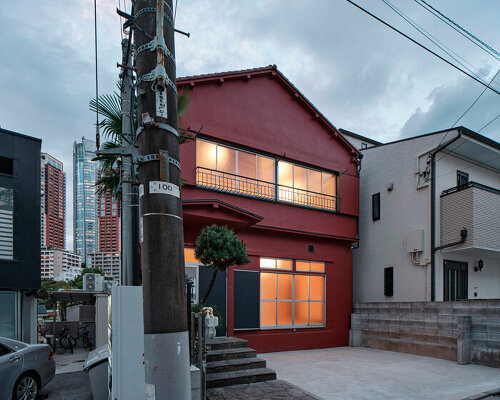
[195,225,250,303]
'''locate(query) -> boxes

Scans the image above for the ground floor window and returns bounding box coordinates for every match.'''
[260,270,325,328]
[0,291,18,339]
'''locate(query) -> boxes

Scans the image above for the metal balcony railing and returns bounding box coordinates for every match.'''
[195,166,339,212]
[441,181,500,197]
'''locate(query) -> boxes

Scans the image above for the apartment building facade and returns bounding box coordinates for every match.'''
[41,248,81,281]
[40,153,65,250]
[353,127,500,302]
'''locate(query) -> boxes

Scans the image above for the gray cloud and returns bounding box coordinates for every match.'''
[1,0,499,248]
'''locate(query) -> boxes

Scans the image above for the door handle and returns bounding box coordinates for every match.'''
[9,356,21,362]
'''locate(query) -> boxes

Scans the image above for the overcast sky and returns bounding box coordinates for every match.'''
[1,0,499,250]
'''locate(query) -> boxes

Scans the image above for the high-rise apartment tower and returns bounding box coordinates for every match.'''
[73,137,99,259]
[40,153,65,249]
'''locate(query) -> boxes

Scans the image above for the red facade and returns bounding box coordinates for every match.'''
[98,171,120,252]
[41,153,65,249]
[178,66,359,352]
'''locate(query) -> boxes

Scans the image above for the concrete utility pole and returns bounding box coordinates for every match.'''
[134,0,191,398]
[120,38,140,286]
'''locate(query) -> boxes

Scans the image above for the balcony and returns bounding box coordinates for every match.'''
[195,167,340,212]
[440,182,500,258]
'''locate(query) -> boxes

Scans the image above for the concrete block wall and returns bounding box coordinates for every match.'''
[350,300,500,368]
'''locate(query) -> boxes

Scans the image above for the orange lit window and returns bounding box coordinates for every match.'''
[296,261,325,273]
[184,248,199,263]
[259,258,292,270]
[196,139,275,198]
[260,258,325,328]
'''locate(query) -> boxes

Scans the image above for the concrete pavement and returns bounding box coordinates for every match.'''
[261,347,500,400]
[41,372,91,400]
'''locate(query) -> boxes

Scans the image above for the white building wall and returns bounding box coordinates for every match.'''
[434,152,500,301]
[354,130,500,303]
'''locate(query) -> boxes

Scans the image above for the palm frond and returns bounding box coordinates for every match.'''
[95,170,120,197]
[89,92,122,143]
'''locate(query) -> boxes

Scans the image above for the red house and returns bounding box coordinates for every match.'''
[178,65,360,353]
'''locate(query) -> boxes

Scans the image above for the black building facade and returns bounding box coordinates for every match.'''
[0,128,41,342]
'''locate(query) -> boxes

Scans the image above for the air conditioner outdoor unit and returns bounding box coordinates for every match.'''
[83,273,104,292]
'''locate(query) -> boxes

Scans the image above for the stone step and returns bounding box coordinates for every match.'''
[206,367,277,388]
[207,347,257,362]
[206,337,248,351]
[207,357,267,374]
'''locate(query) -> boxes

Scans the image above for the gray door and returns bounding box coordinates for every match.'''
[443,260,468,301]
[0,345,23,398]
[199,268,227,337]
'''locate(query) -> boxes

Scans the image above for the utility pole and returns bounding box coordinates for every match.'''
[120,37,140,286]
[134,0,191,398]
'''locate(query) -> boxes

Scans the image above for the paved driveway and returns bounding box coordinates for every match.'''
[261,347,500,400]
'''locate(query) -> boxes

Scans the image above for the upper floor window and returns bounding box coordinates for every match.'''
[0,157,14,261]
[457,170,469,188]
[196,139,338,212]
[361,143,368,149]
[278,161,336,210]
[372,193,380,221]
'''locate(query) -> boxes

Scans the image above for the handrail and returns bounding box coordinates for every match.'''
[441,181,500,197]
[195,166,340,212]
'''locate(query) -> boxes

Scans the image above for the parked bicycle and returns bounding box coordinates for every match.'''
[59,326,77,353]
[80,324,94,351]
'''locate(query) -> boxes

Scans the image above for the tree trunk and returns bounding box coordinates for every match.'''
[202,268,218,304]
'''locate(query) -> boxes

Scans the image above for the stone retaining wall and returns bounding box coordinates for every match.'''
[349,300,500,368]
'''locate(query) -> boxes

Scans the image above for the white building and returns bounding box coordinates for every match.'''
[353,127,500,302]
[87,252,121,282]
[41,249,81,281]
[340,128,382,150]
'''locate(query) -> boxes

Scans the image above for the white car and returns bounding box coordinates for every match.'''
[0,337,55,400]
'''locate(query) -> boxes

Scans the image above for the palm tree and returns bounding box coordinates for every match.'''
[89,84,192,195]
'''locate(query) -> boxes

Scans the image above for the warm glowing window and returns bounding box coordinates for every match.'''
[184,248,199,263]
[296,261,325,273]
[260,258,292,270]
[196,139,275,198]
[260,258,325,328]
[277,161,337,210]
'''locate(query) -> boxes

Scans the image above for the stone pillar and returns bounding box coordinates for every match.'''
[349,314,362,347]
[457,316,471,365]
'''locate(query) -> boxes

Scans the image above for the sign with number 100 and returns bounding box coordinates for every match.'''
[149,181,180,198]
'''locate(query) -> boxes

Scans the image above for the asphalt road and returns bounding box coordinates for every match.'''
[41,371,91,400]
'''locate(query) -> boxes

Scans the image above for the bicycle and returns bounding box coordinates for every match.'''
[59,326,77,354]
[79,324,94,351]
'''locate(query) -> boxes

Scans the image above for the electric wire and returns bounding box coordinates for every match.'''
[381,0,497,87]
[478,113,500,133]
[436,68,500,148]
[415,0,500,61]
[174,0,178,23]
[94,0,100,150]
[345,0,500,96]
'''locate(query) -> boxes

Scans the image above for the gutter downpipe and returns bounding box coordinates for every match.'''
[430,131,462,301]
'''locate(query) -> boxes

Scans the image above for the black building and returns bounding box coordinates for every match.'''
[0,127,41,342]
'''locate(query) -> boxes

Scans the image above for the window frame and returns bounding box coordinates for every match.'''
[372,193,380,221]
[457,170,469,188]
[259,258,326,329]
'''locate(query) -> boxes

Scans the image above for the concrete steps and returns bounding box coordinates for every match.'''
[206,337,276,388]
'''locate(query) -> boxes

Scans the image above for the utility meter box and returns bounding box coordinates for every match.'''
[406,229,424,253]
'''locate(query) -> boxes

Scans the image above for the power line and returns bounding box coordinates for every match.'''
[345,0,500,96]
[478,113,500,133]
[94,0,100,150]
[381,0,496,87]
[415,0,500,60]
[436,68,500,148]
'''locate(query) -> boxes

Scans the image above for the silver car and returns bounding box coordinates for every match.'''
[0,337,55,400]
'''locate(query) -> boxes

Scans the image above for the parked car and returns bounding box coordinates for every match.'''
[0,337,55,400]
